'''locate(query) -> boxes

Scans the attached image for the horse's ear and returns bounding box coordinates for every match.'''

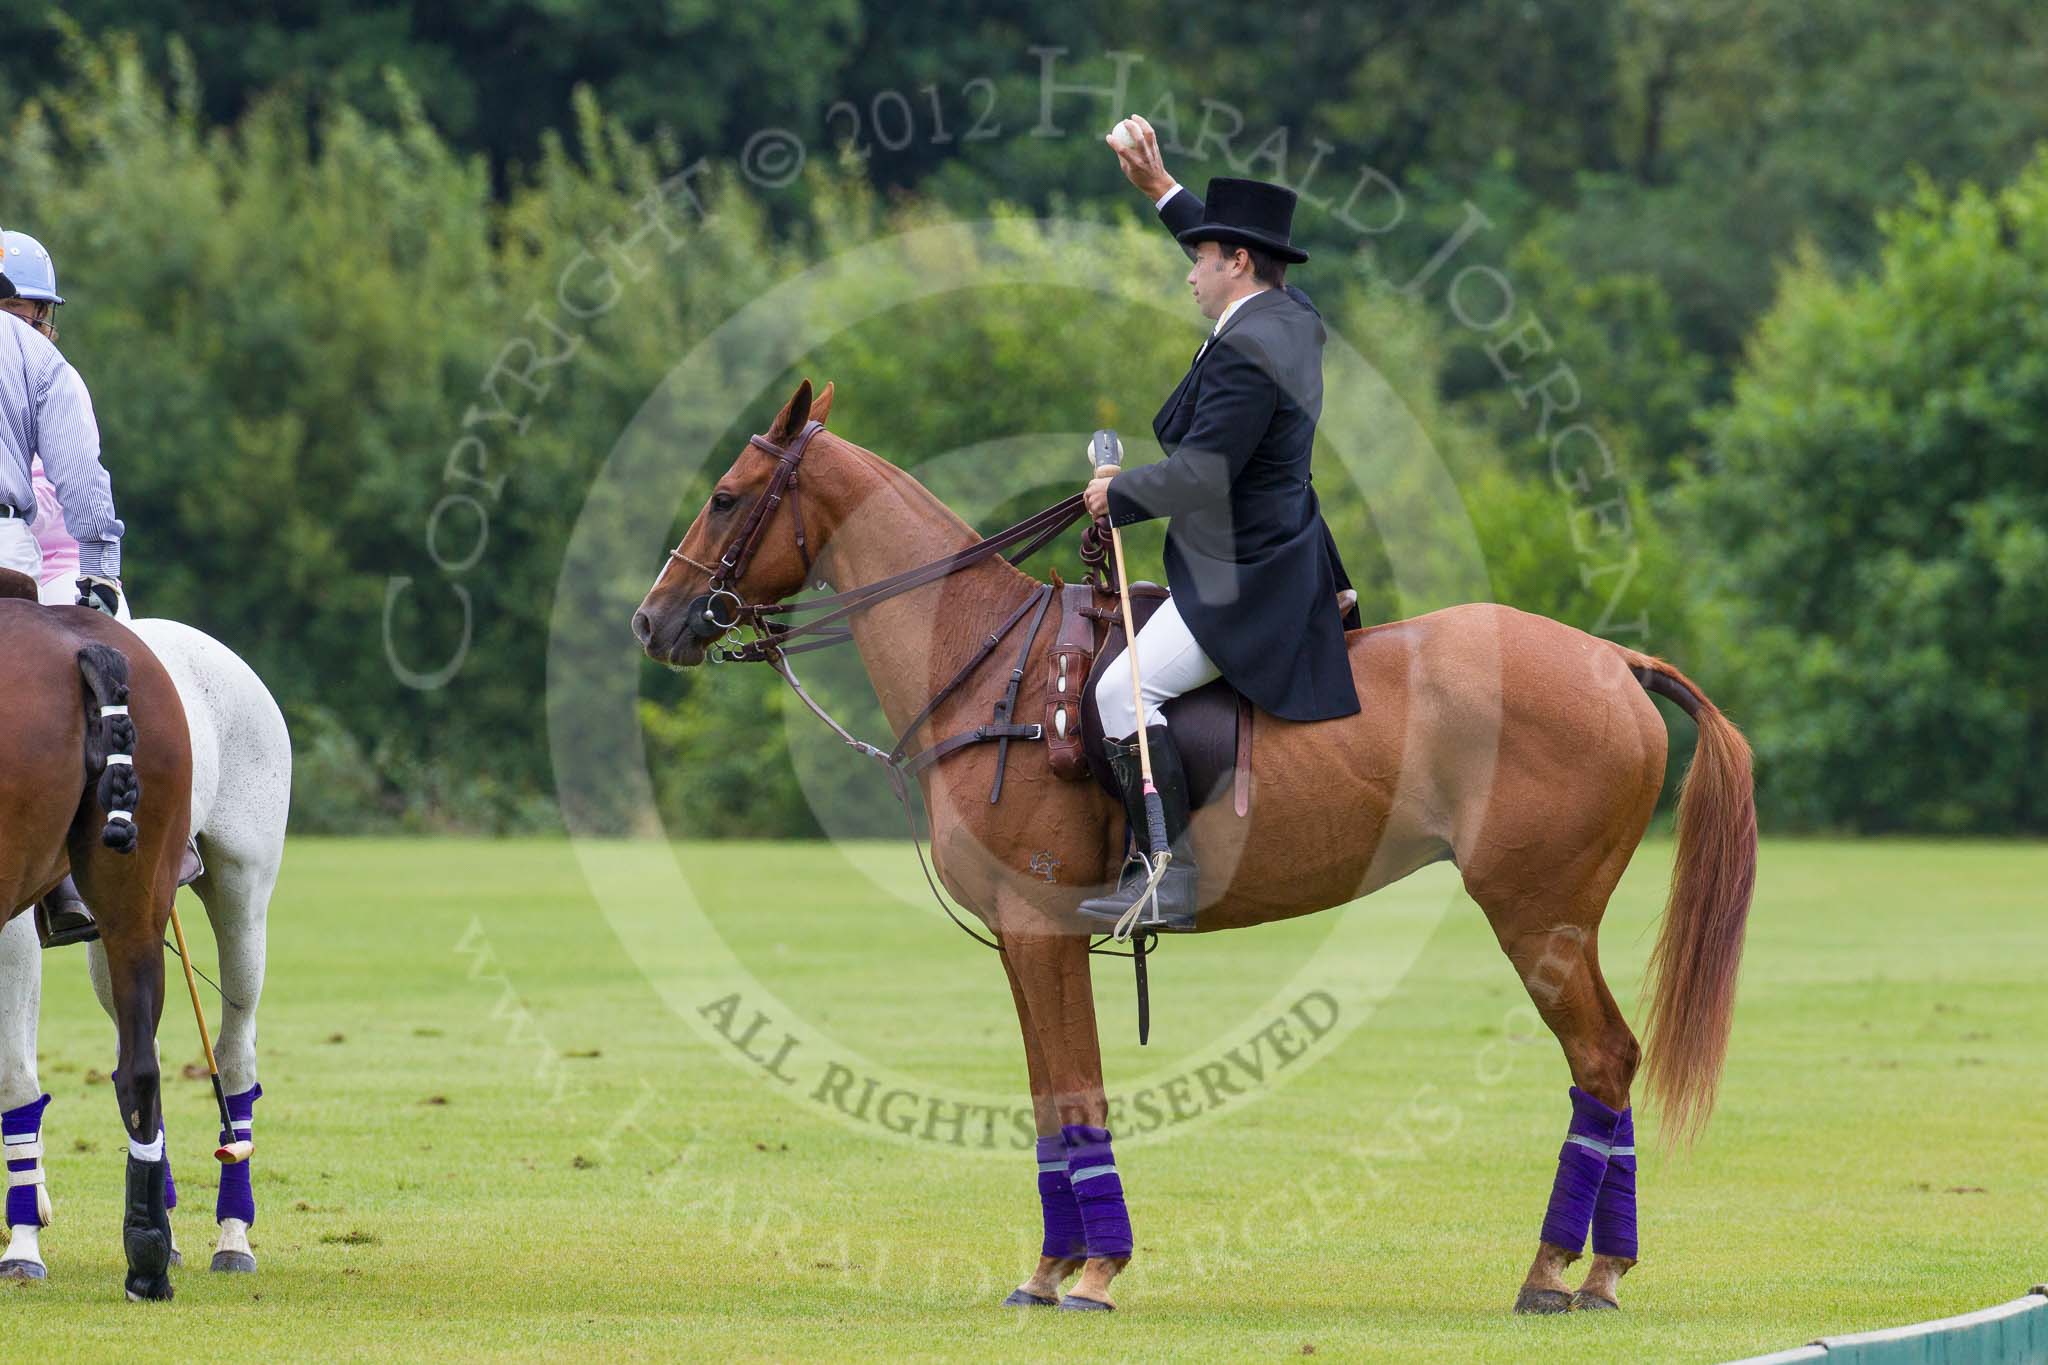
[811,381,834,425]
[767,379,814,441]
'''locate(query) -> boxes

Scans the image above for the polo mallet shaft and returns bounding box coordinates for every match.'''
[1090,431,1170,860]
[167,902,252,1165]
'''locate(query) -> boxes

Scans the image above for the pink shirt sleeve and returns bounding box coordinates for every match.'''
[30,456,81,588]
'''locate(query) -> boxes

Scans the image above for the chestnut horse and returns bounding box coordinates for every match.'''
[633,380,1756,1314]
[0,572,193,1301]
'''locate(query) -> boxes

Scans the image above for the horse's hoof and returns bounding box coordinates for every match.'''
[1571,1290,1619,1311]
[167,1247,183,1269]
[1513,1286,1574,1315]
[124,1273,174,1302]
[0,1258,47,1282]
[211,1249,258,1274]
[1001,1288,1057,1307]
[1057,1294,1114,1312]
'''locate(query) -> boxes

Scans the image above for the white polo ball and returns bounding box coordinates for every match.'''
[1108,120,1139,151]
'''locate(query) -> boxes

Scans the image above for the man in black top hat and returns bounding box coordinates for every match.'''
[1078,115,1361,933]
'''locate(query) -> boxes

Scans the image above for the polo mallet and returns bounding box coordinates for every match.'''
[167,903,252,1164]
[1089,429,1172,945]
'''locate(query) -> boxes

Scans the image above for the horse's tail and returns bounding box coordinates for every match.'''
[1625,650,1757,1144]
[77,643,142,854]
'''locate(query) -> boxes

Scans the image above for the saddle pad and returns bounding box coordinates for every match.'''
[1080,585,1247,811]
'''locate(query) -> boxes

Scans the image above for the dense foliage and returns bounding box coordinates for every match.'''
[0,11,2041,834]
[1686,155,2048,831]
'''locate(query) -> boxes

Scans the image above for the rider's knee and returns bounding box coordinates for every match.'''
[1093,663,1134,741]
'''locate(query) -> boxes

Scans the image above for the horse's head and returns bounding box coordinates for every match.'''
[634,378,836,666]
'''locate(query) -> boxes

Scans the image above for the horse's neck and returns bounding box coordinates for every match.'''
[811,443,1039,742]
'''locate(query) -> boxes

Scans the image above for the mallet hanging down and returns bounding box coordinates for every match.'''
[1088,429,1172,941]
[167,902,252,1164]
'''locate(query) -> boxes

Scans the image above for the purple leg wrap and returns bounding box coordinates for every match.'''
[1034,1135,1086,1260]
[1539,1086,1624,1253]
[1060,1124,1133,1259]
[3,1093,51,1227]
[1590,1105,1637,1258]
[216,1084,260,1226]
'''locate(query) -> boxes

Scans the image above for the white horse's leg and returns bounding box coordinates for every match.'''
[195,849,273,1274]
[0,913,50,1280]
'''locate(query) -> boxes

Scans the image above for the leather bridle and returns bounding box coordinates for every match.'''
[672,419,826,642]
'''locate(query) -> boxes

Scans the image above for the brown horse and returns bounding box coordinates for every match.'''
[0,572,193,1301]
[633,381,1756,1314]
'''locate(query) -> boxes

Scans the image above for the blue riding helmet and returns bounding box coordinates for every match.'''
[0,230,64,305]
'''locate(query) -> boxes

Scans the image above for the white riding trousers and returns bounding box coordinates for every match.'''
[0,518,39,580]
[1092,594,1222,741]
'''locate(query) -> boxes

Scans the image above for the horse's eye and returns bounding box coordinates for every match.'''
[710,490,738,513]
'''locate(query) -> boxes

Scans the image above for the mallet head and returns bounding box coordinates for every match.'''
[214,1138,254,1165]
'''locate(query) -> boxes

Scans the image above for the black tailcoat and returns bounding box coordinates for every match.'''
[1103,188,1361,722]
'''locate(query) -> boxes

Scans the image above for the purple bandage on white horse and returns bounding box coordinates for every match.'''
[1539,1085,1624,1253]
[1034,1135,1086,1260]
[1590,1104,1637,1259]
[1060,1123,1133,1259]
[217,1084,261,1225]
[3,1093,51,1227]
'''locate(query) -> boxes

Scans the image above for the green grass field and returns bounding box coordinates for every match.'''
[8,837,2045,1361]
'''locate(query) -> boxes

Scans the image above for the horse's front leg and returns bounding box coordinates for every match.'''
[0,912,52,1281]
[997,913,1132,1311]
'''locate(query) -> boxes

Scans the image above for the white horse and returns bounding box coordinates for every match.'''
[0,618,289,1280]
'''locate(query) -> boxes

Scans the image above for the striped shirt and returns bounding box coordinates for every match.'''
[0,312,121,577]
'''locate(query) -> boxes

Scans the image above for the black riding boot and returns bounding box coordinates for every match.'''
[34,877,99,949]
[1077,725,1200,932]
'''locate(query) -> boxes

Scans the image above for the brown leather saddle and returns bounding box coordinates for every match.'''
[1042,580,1253,816]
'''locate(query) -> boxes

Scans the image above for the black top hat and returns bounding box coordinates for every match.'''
[1175,177,1309,264]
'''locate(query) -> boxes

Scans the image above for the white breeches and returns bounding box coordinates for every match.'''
[1092,595,1222,741]
[0,520,37,580]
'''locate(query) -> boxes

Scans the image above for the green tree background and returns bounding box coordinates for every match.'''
[0,8,2041,834]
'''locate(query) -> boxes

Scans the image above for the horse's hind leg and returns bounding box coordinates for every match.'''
[196,849,273,1272]
[1472,865,1642,1315]
[87,939,181,1264]
[0,914,51,1280]
[97,914,174,1302]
